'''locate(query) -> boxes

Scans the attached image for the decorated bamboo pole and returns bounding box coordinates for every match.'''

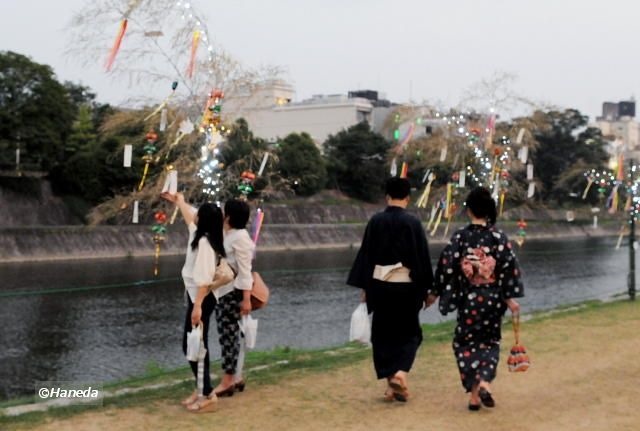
[629,159,636,301]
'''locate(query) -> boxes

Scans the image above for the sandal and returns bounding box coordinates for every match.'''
[186,394,217,413]
[388,376,409,402]
[180,390,198,406]
[383,387,395,402]
[479,388,495,408]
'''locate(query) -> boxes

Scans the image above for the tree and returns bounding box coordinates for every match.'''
[277,132,326,196]
[324,122,392,202]
[0,51,75,169]
[66,105,97,155]
[220,118,265,166]
[531,109,609,202]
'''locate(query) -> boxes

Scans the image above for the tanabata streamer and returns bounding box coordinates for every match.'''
[132,200,139,224]
[258,153,269,176]
[400,162,408,179]
[144,81,178,122]
[123,144,132,167]
[104,0,142,72]
[251,209,265,245]
[186,30,201,78]
[398,123,415,148]
[105,19,128,72]
[416,172,434,208]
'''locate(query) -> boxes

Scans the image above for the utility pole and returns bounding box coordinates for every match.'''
[629,159,636,300]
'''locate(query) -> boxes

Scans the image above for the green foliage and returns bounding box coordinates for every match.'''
[0,51,75,170]
[276,132,326,196]
[49,111,144,205]
[324,122,392,202]
[66,105,97,155]
[220,118,266,166]
[531,109,609,202]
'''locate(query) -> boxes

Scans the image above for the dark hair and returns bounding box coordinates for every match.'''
[465,187,497,226]
[385,177,411,200]
[191,203,225,256]
[224,199,251,229]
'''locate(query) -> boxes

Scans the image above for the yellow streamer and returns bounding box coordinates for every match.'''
[138,162,150,191]
[582,178,594,199]
[430,207,443,237]
[417,177,434,208]
[445,183,452,218]
[443,214,453,239]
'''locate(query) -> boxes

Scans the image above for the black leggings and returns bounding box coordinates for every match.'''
[182,292,216,396]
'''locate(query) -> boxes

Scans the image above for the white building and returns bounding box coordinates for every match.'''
[594,100,640,159]
[224,81,391,147]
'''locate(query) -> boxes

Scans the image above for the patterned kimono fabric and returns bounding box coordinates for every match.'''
[435,224,524,392]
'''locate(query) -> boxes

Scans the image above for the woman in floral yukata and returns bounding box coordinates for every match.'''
[432,186,524,411]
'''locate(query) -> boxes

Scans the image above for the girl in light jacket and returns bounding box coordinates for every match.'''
[213,199,254,396]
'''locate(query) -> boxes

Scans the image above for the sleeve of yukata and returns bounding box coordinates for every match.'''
[434,232,464,315]
[347,220,374,289]
[493,230,525,299]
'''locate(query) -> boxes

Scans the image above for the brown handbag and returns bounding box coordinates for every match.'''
[251,272,270,310]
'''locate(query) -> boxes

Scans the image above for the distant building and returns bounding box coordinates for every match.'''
[594,99,640,160]
[224,81,394,147]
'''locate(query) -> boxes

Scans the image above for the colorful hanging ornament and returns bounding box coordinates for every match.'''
[151,210,168,276]
[200,89,224,130]
[138,129,158,191]
[515,218,527,247]
[238,171,256,197]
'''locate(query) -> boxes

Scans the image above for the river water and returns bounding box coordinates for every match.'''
[0,236,630,400]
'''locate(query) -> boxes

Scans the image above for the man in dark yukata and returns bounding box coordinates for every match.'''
[347,177,436,402]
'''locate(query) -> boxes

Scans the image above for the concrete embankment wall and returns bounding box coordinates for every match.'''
[0,222,619,262]
[0,179,623,262]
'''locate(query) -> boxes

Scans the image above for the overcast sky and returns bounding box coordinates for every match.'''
[1,0,638,120]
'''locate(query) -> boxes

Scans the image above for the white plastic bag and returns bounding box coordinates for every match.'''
[186,324,203,361]
[239,315,258,349]
[349,303,371,344]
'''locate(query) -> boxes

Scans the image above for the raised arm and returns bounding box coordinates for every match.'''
[176,192,196,226]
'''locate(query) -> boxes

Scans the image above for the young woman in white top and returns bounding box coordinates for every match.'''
[175,193,224,413]
[212,199,254,397]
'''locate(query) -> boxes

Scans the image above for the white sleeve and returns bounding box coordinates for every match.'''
[233,231,255,291]
[192,238,216,288]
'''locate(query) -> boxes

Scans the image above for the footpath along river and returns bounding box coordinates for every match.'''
[0,236,630,400]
